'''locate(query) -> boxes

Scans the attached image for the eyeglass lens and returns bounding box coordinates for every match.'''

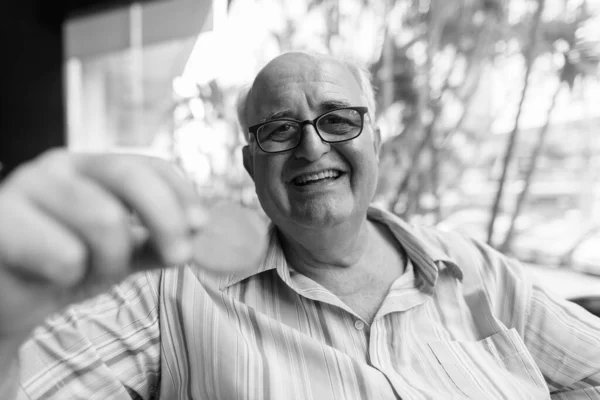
[257,108,363,152]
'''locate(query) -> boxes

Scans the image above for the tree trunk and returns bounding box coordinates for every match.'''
[486,0,546,246]
[429,53,485,202]
[500,81,562,253]
[388,49,459,213]
[381,29,395,110]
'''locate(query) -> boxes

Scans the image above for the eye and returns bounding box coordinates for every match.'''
[321,115,348,125]
[274,123,296,133]
[258,121,298,142]
[318,109,362,135]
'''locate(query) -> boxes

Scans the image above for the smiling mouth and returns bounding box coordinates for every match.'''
[291,169,344,186]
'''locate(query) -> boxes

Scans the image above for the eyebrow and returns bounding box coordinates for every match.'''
[261,100,354,123]
[320,99,353,111]
[262,109,294,123]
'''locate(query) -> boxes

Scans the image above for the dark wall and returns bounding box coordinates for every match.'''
[0,0,157,179]
[0,1,65,178]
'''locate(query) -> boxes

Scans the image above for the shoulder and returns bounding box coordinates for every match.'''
[369,205,531,300]
[416,224,531,291]
[369,204,505,273]
[407,222,534,330]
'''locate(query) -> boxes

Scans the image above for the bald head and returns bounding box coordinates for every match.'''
[236,52,376,139]
[251,52,352,94]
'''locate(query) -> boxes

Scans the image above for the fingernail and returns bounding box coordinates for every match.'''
[163,240,193,265]
[187,206,208,233]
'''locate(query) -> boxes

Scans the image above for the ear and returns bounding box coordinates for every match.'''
[242,145,255,181]
[372,126,382,157]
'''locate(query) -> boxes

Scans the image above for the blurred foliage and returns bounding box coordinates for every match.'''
[498,0,600,251]
[171,0,600,260]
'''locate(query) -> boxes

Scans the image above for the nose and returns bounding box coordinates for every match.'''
[293,124,330,161]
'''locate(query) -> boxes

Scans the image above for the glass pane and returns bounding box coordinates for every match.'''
[64,1,212,155]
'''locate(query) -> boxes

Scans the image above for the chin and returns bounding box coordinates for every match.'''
[288,197,354,229]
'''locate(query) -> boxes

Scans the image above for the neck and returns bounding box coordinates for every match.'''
[277,216,373,277]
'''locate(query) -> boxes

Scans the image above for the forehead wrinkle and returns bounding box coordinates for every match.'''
[260,98,354,124]
[261,108,294,123]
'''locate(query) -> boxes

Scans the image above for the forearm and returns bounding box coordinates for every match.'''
[0,336,26,399]
[525,284,600,394]
[15,274,162,399]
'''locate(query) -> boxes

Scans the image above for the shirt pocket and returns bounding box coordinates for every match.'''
[427,328,549,400]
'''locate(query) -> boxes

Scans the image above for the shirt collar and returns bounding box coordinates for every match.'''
[219,204,463,291]
[219,225,281,290]
[366,205,463,294]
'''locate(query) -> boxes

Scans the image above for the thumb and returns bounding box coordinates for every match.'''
[191,203,268,274]
[130,203,268,274]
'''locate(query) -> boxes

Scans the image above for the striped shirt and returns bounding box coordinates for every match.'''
[16,206,600,399]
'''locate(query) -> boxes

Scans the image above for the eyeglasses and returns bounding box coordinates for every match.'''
[248,106,368,153]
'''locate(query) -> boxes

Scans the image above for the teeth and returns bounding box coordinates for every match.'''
[293,170,341,185]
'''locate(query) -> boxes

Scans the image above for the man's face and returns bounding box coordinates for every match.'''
[242,53,380,232]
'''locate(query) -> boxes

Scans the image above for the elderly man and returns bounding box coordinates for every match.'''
[0,51,599,399]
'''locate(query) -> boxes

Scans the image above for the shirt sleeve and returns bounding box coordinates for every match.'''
[17,270,163,400]
[523,281,600,399]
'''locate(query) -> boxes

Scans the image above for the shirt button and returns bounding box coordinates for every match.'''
[354,320,365,330]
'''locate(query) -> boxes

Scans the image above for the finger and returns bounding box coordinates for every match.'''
[12,164,135,281]
[140,157,208,232]
[71,153,193,265]
[0,190,86,287]
[192,203,268,273]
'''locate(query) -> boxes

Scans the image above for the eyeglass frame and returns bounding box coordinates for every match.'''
[247,106,369,154]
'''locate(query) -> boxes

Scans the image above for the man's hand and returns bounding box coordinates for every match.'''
[0,149,205,340]
[0,149,267,348]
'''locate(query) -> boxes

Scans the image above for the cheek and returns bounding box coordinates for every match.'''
[253,156,285,195]
[345,145,380,193]
[347,140,379,173]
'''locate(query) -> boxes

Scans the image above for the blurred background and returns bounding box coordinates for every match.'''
[1,0,599,304]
